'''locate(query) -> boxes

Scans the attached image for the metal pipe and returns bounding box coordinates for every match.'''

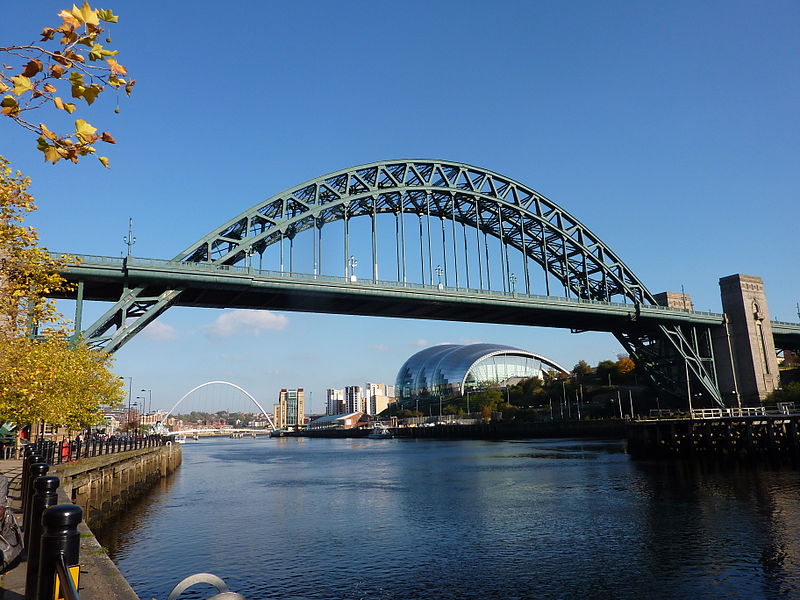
[344,206,350,277]
[483,229,491,290]
[426,194,433,285]
[372,200,378,281]
[475,199,483,290]
[520,214,530,294]
[451,196,459,288]
[441,216,448,286]
[400,199,407,283]
[418,215,425,285]
[462,221,470,289]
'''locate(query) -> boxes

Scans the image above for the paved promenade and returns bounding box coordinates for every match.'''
[0,460,140,600]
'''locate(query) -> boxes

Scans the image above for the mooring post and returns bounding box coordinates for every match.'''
[25,476,60,600]
[35,505,83,600]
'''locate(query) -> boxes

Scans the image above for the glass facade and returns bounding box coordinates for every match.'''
[396,343,566,405]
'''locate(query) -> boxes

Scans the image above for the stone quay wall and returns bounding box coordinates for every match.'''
[52,443,182,528]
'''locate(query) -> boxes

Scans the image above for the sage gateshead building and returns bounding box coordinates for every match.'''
[395,343,568,406]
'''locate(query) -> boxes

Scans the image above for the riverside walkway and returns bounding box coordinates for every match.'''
[0,459,139,600]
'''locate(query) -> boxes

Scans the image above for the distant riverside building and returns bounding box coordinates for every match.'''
[344,386,363,414]
[326,388,345,415]
[307,412,365,431]
[395,343,568,407]
[365,382,395,415]
[274,388,305,428]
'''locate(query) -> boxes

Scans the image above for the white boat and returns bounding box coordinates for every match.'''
[367,423,393,439]
[174,434,187,444]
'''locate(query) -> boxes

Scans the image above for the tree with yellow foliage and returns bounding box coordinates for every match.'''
[0,157,124,430]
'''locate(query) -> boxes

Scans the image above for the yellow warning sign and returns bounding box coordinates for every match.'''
[53,565,80,600]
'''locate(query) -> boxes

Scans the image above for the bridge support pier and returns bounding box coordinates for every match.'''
[712,274,780,405]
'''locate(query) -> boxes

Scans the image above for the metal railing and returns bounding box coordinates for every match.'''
[24,435,166,465]
[57,252,729,319]
[647,405,799,420]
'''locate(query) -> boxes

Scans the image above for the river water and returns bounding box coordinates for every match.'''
[95,437,800,600]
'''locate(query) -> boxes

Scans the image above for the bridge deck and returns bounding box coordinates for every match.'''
[51,254,741,333]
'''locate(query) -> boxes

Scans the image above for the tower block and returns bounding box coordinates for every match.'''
[714,274,780,404]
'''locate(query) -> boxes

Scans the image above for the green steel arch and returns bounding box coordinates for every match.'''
[83,159,723,405]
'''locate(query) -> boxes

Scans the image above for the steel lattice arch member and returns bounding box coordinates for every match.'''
[77,159,725,406]
[395,343,569,406]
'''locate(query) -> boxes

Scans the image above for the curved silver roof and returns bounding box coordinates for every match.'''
[396,343,567,401]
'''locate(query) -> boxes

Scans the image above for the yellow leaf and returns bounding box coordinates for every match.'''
[106,58,127,75]
[75,118,97,143]
[43,145,64,164]
[11,75,33,96]
[97,8,119,23]
[40,123,58,140]
[58,9,81,28]
[98,156,110,169]
[53,97,65,110]
[64,102,77,114]
[79,1,100,26]
[43,83,57,93]
[0,81,8,93]
[82,84,101,105]
[70,4,86,24]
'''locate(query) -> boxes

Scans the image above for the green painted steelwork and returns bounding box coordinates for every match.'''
[53,160,800,407]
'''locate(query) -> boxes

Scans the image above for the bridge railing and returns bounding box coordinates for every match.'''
[57,253,725,318]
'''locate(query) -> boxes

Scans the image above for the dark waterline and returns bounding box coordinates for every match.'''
[95,437,800,600]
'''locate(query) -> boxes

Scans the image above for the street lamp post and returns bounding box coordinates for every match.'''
[140,389,152,414]
[435,265,444,290]
[123,218,136,257]
[510,273,517,296]
[348,255,358,282]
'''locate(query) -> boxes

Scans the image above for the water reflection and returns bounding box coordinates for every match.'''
[96,438,800,600]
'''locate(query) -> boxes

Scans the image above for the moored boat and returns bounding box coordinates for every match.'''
[367,423,393,439]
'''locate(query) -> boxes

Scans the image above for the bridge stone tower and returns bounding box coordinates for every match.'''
[713,274,780,405]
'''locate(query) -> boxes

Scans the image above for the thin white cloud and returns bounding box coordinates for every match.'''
[410,339,429,347]
[141,321,177,341]
[369,344,390,351]
[205,309,288,339]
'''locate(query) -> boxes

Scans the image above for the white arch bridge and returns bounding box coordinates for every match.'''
[155,381,276,433]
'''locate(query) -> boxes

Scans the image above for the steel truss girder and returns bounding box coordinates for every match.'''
[81,284,183,352]
[79,159,723,405]
[616,323,723,408]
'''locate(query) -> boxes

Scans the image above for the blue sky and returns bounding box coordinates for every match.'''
[3,1,798,414]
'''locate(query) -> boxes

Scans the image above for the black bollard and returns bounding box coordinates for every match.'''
[24,476,60,600]
[21,452,44,519]
[22,460,49,522]
[23,463,48,534]
[35,505,82,600]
